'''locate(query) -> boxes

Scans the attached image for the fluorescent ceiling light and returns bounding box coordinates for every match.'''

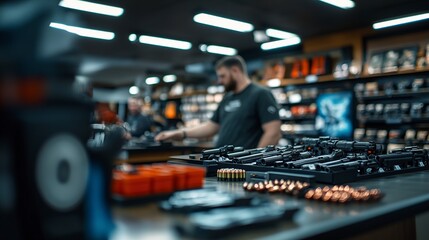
[266,28,298,39]
[193,13,254,32]
[163,75,177,83]
[128,34,137,42]
[373,12,429,29]
[139,35,192,50]
[49,22,115,40]
[59,0,124,17]
[129,86,139,95]
[261,36,301,50]
[319,0,355,9]
[200,44,237,56]
[145,77,160,85]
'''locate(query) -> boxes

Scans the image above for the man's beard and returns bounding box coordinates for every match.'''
[224,77,237,92]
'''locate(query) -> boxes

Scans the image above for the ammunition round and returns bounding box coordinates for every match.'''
[339,192,351,203]
[331,192,341,202]
[268,185,280,193]
[287,183,296,192]
[253,183,260,191]
[313,190,323,200]
[322,191,333,202]
[322,186,330,193]
[343,185,351,192]
[360,191,370,201]
[351,191,361,201]
[305,189,315,199]
[369,189,382,200]
[246,183,254,191]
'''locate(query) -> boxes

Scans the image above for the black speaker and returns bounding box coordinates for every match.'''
[1,101,91,240]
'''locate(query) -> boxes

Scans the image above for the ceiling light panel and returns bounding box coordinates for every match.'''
[59,0,124,17]
[163,75,177,83]
[200,44,237,56]
[49,22,115,40]
[128,34,137,42]
[319,0,355,9]
[261,37,301,50]
[129,86,139,95]
[266,28,298,39]
[373,12,429,29]
[139,35,192,50]
[193,13,254,32]
[145,77,160,85]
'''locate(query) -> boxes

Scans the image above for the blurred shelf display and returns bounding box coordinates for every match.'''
[269,64,429,146]
[151,84,224,129]
[181,92,224,128]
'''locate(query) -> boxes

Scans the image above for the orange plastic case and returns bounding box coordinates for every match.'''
[112,163,206,198]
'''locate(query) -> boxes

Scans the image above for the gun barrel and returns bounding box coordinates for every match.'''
[286,155,332,168]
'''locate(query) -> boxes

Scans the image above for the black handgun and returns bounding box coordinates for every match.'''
[201,145,244,160]
[232,145,277,164]
[226,147,264,159]
[324,159,379,174]
[284,150,346,168]
[390,146,428,167]
[321,140,384,155]
[301,136,338,155]
[375,152,415,171]
[313,155,368,171]
[257,150,312,166]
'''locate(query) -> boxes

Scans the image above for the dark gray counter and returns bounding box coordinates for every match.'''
[111,170,429,240]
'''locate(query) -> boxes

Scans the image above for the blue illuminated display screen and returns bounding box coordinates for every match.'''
[315,91,353,139]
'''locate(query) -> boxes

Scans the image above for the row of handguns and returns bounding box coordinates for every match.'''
[200,136,429,174]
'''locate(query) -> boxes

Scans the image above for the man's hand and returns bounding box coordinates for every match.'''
[155,130,183,142]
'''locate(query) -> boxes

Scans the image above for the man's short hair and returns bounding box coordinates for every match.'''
[215,55,247,74]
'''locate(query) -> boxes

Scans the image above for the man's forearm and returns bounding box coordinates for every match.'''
[257,130,281,148]
[258,120,282,147]
[257,132,281,147]
[185,121,219,138]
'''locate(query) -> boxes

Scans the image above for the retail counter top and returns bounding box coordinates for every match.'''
[110,170,429,239]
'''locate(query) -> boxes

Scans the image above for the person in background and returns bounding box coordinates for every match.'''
[96,102,123,125]
[141,104,167,133]
[124,97,153,140]
[155,55,281,149]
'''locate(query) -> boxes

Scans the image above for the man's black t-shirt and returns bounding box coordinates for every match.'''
[211,83,280,149]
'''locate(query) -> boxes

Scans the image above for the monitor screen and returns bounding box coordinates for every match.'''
[315,91,353,139]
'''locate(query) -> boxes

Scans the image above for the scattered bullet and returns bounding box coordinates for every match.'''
[305,189,315,199]
[322,191,333,202]
[241,180,382,203]
[330,191,341,203]
[338,192,351,203]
